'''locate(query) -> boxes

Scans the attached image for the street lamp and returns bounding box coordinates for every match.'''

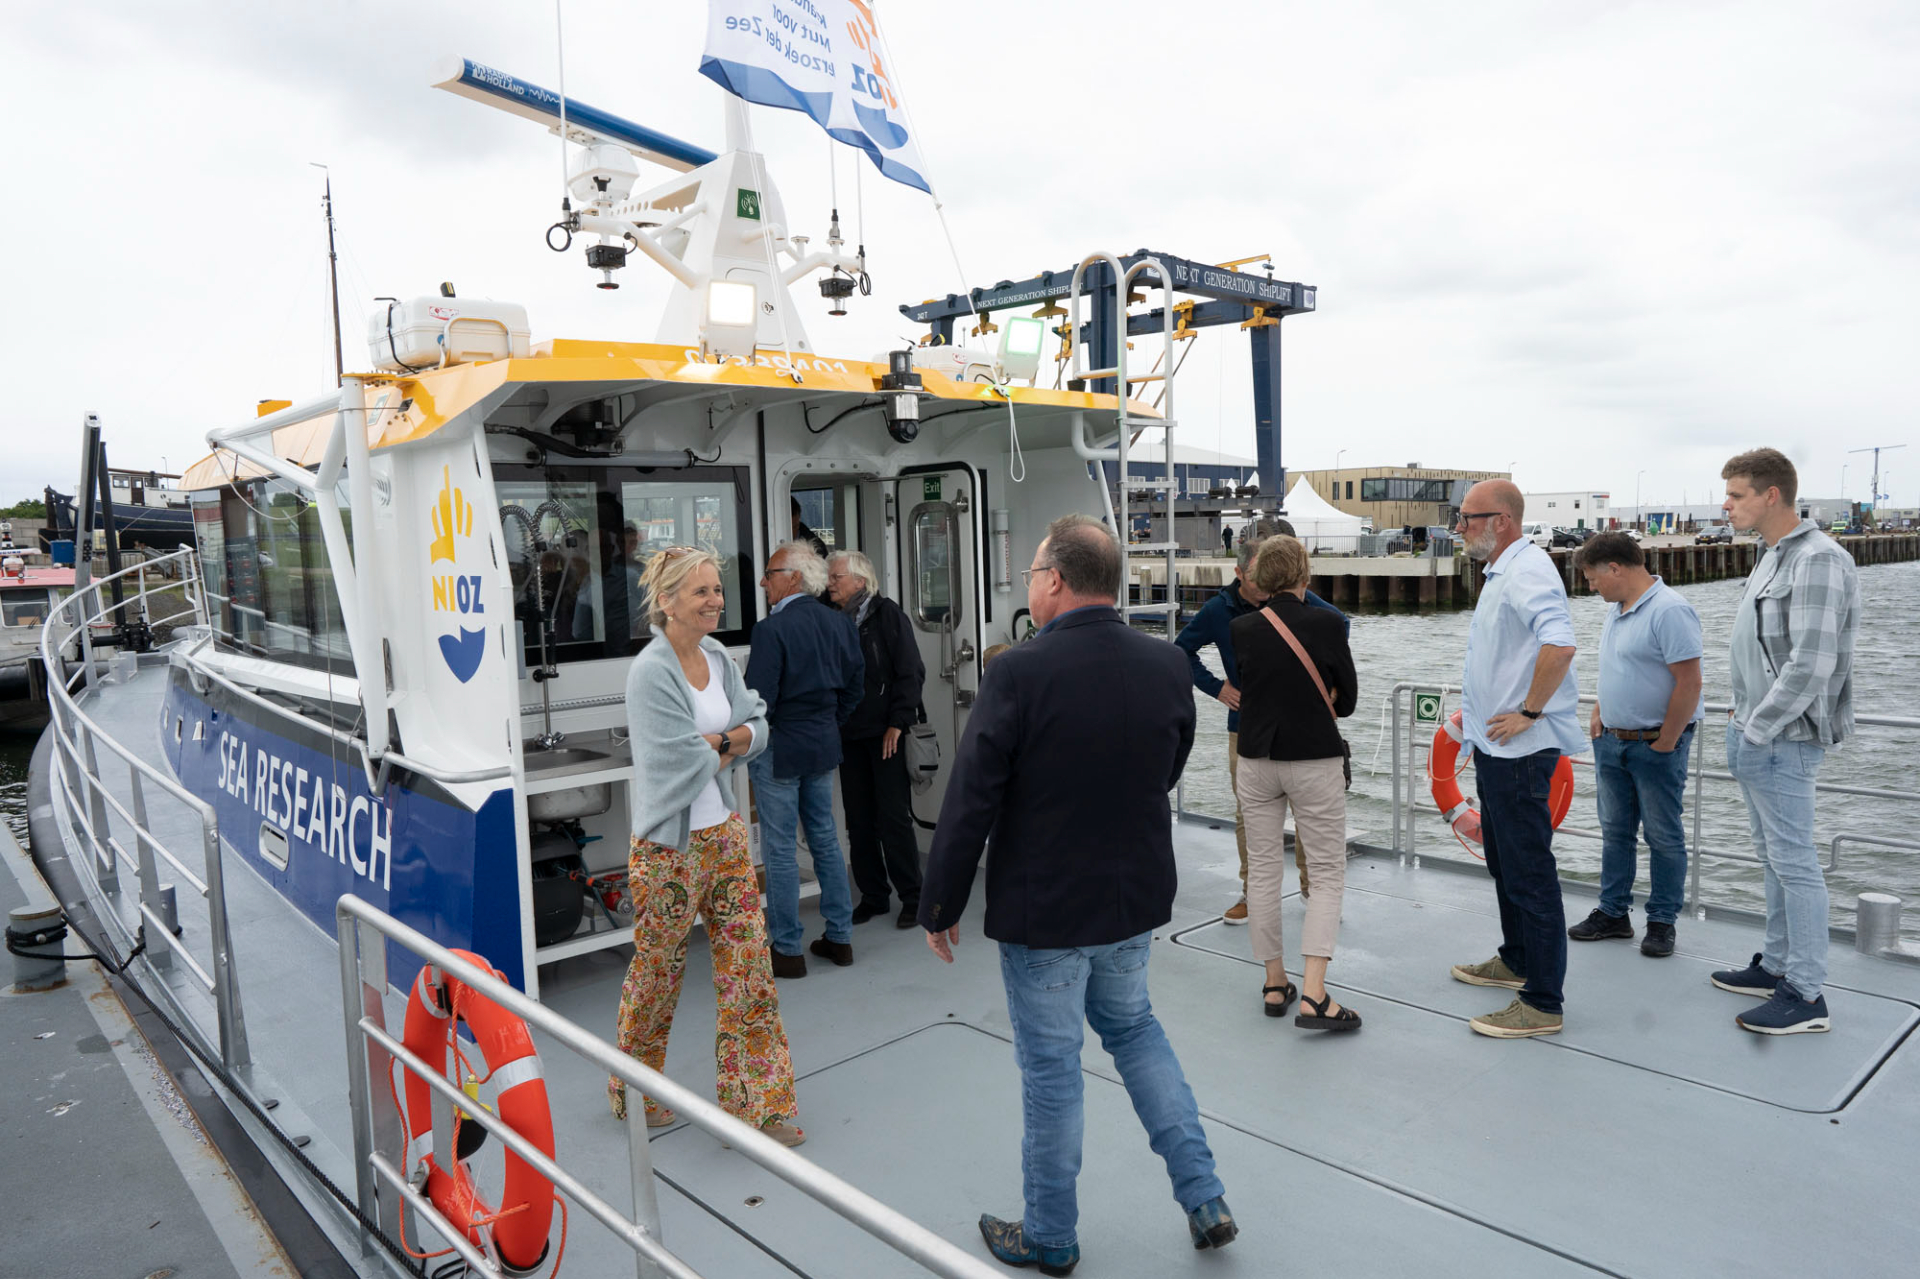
[1842,465,1848,499]
[1635,470,1646,530]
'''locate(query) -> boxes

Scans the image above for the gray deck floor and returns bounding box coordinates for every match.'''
[20,658,1920,1277]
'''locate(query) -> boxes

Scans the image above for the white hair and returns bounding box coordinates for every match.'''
[775,541,829,595]
[829,549,880,595]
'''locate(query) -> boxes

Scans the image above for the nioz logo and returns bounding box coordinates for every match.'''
[429,465,487,683]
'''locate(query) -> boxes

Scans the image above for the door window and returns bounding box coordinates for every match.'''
[908,502,960,632]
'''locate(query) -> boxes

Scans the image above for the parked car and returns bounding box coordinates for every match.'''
[1695,525,1734,545]
[1622,528,1644,543]
[1521,521,1553,548]
[1549,527,1594,549]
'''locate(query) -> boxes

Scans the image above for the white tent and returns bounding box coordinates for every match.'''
[1280,477,1366,553]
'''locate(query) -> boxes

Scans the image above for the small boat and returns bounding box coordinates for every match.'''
[0,555,75,728]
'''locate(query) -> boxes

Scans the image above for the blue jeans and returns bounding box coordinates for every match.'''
[998,932,1223,1248]
[1725,723,1828,1000]
[748,756,853,955]
[1593,728,1693,924]
[1474,749,1566,1015]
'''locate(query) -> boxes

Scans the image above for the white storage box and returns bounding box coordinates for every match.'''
[368,297,531,372]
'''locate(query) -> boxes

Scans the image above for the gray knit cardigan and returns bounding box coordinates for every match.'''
[625,634,768,852]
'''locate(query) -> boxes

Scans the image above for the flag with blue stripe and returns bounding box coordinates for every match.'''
[700,0,932,194]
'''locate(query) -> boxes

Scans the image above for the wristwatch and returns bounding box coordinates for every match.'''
[718,729,732,754]
[1518,707,1541,720]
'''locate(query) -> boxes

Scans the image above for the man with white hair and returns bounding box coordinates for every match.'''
[828,550,927,927]
[746,541,865,977]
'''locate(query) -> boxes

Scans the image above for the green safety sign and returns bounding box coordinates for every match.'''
[923,477,942,501]
[736,188,761,220]
[1414,692,1443,725]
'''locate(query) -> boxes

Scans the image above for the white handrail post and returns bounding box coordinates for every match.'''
[628,1109,668,1279]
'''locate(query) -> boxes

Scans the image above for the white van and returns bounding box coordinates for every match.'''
[1522,521,1552,547]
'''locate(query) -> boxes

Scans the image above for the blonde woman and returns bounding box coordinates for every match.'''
[609,547,806,1145]
[1228,536,1363,1031]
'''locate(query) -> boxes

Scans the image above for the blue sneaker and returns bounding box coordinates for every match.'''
[1736,984,1831,1035]
[1710,952,1783,997]
[1187,1195,1238,1250]
[978,1214,1079,1276]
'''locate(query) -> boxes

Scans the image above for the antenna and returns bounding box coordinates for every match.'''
[1848,443,1907,507]
[311,163,344,386]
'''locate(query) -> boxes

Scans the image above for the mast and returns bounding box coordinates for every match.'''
[314,163,344,386]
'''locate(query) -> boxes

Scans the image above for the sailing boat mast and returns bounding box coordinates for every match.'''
[313,163,344,386]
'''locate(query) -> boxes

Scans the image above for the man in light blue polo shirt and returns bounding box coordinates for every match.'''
[1448,480,1583,1038]
[1570,532,1703,959]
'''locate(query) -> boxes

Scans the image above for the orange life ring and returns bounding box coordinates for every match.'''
[402,951,556,1275]
[1428,710,1575,847]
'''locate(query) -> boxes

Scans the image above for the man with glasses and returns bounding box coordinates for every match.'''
[1572,532,1703,958]
[920,515,1234,1274]
[746,541,865,977]
[1448,480,1583,1038]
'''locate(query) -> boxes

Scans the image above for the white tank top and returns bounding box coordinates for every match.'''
[686,650,738,831]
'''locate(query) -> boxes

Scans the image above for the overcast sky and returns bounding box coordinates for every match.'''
[4,1,1915,512]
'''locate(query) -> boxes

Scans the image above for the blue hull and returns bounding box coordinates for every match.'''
[161,668,526,993]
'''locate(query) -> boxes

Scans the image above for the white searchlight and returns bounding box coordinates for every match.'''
[703,279,759,360]
[996,315,1047,382]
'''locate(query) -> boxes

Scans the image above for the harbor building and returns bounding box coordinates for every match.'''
[1292,463,1510,532]
[1521,490,1611,530]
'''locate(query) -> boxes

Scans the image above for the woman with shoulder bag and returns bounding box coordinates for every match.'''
[1228,535,1363,1032]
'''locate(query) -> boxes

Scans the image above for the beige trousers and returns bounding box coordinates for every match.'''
[1228,732,1310,896]
[1235,754,1347,963]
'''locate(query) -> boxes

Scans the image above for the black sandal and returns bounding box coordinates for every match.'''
[1295,992,1362,1031]
[1262,983,1297,1018]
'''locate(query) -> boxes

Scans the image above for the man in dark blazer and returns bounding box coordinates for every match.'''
[746,541,864,977]
[919,514,1236,1275]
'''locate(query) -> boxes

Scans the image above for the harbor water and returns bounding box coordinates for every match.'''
[4,562,1914,936]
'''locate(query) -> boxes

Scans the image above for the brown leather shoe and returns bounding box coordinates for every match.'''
[808,935,854,967]
[769,949,807,978]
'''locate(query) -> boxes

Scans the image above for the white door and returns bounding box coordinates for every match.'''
[895,467,980,823]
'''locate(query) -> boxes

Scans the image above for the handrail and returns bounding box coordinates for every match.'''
[1386,680,1920,921]
[37,547,253,1068]
[335,895,1003,1279]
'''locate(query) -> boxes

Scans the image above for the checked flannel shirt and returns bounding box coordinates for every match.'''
[1739,519,1860,747]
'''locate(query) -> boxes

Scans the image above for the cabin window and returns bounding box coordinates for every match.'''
[1,590,53,627]
[190,483,352,676]
[907,501,960,632]
[493,463,754,663]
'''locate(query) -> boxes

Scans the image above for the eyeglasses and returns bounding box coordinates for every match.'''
[761,566,799,579]
[1456,511,1503,524]
[1020,564,1057,585]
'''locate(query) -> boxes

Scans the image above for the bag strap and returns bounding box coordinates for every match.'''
[1261,605,1337,721]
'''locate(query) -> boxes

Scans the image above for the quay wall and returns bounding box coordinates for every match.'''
[1130,533,1919,612]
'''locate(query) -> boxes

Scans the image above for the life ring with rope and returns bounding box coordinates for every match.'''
[1428,710,1575,855]
[401,951,557,1275]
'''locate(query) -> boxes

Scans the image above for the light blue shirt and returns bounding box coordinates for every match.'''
[1597,577,1704,730]
[1461,539,1582,758]
[771,591,804,615]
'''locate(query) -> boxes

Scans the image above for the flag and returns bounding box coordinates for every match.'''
[699,0,932,193]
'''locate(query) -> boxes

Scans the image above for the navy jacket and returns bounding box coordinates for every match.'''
[841,593,925,741]
[917,607,1195,948]
[1173,580,1349,732]
[745,593,864,778]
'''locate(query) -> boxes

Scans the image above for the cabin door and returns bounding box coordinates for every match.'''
[895,467,980,822]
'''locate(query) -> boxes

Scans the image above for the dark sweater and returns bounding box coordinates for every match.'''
[1174,580,1348,732]
[1228,594,1358,761]
[744,593,865,777]
[840,592,924,740]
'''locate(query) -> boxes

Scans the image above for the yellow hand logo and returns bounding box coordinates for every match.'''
[429,465,472,563]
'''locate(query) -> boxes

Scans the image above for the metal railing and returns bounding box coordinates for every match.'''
[37,547,253,1068]
[335,895,1002,1279]
[1386,681,1920,923]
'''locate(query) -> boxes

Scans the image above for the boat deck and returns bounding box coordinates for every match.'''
[17,656,1920,1277]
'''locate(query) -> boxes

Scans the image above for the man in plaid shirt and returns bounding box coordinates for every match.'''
[1709,448,1860,1035]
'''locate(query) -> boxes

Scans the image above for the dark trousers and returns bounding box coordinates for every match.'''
[839,735,922,908]
[1475,749,1566,1015]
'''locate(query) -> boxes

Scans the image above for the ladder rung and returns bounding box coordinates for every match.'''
[1120,416,1174,430]
[1079,366,1119,381]
[1123,373,1168,383]
[1127,542,1179,553]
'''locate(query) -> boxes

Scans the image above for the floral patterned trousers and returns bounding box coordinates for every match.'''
[610,815,798,1128]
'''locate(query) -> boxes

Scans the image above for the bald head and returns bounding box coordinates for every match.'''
[1467,480,1525,521]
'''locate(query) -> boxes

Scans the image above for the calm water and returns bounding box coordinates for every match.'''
[5,561,1916,932]
[1180,560,1920,934]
